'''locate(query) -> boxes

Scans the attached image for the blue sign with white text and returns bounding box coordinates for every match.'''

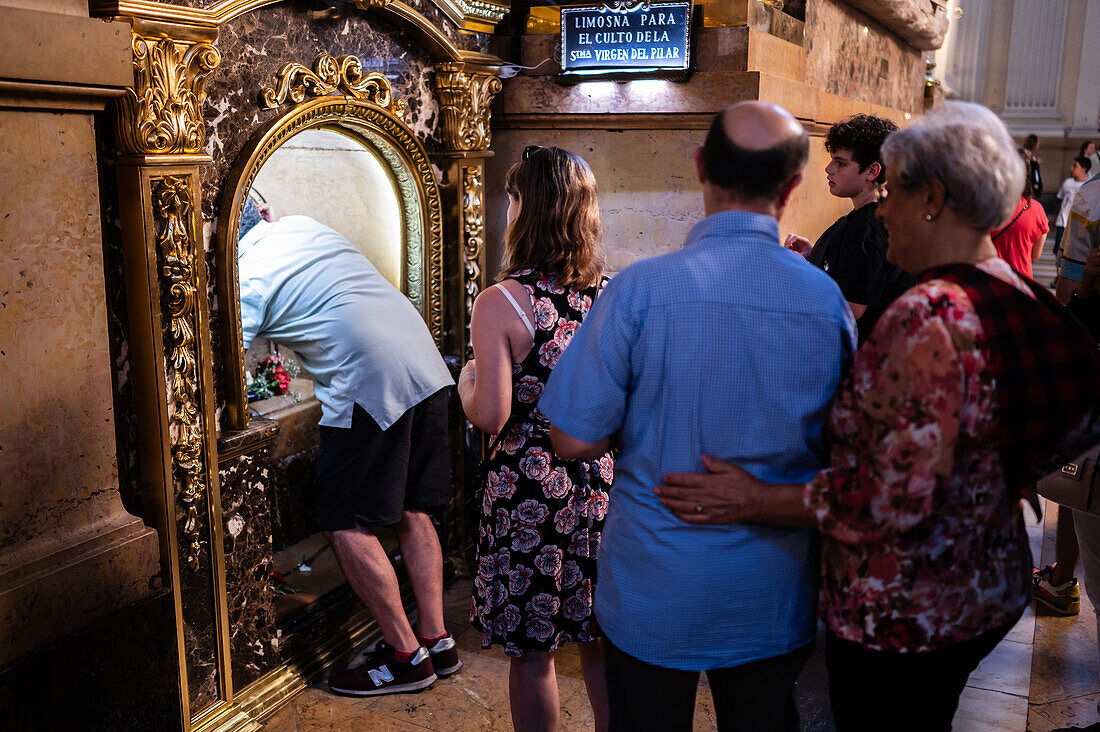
[561,2,692,76]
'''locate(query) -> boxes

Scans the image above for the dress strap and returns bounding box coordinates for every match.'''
[498,283,536,339]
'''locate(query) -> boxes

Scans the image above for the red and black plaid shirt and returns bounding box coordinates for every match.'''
[920,264,1100,507]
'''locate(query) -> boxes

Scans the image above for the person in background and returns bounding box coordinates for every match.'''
[540,101,856,731]
[459,146,612,732]
[656,102,1100,732]
[1053,156,1092,267]
[1024,134,1043,198]
[1057,170,1100,304]
[784,113,914,343]
[237,205,460,697]
[1081,140,1100,180]
[991,149,1049,280]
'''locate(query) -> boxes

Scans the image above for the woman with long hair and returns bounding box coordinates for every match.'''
[458,145,612,731]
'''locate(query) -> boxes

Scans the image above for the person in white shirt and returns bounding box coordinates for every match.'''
[1057,173,1100,305]
[1054,156,1093,267]
[237,204,461,696]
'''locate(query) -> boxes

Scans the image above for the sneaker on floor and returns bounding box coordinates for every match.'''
[417,633,462,677]
[328,644,436,696]
[1034,564,1081,616]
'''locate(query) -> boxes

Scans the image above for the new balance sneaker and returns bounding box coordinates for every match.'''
[1034,564,1081,616]
[417,633,462,677]
[328,643,436,696]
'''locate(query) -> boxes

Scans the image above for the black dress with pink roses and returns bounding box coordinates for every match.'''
[470,271,613,657]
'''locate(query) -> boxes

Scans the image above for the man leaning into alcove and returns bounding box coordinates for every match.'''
[236,202,461,696]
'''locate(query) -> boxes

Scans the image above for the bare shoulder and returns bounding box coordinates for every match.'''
[473,283,526,328]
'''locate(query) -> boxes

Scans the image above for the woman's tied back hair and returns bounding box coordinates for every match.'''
[881,101,1024,233]
[825,114,899,185]
[499,146,604,290]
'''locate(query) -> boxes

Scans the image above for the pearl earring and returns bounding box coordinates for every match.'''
[925,214,933,221]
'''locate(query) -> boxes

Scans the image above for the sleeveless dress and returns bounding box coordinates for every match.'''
[470,270,613,657]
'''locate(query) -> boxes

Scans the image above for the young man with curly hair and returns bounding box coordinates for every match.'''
[786,114,914,343]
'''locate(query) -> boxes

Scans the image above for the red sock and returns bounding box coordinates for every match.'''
[418,629,447,644]
[392,647,417,663]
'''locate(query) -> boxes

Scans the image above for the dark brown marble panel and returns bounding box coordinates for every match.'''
[271,445,321,551]
[220,445,282,688]
[176,495,221,713]
[804,0,924,116]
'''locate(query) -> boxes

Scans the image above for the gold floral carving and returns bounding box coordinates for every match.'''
[434,65,503,152]
[114,35,221,155]
[462,165,485,359]
[260,54,406,117]
[153,176,207,573]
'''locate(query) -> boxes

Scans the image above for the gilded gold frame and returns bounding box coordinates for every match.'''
[216,96,445,431]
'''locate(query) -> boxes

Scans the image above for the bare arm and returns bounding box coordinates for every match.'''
[848,302,868,320]
[549,425,613,462]
[1030,232,1047,263]
[457,286,531,434]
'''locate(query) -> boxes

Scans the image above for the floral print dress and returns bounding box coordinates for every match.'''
[470,271,613,657]
[805,257,1033,652]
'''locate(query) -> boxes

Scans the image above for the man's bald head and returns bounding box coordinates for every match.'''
[702,101,809,203]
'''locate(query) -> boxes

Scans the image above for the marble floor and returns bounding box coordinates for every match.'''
[260,495,1100,731]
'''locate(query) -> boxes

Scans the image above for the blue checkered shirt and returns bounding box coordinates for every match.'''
[539,211,856,670]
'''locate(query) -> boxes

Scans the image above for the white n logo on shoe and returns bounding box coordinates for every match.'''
[368,665,394,687]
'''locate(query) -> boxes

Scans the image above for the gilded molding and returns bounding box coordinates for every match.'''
[599,1,651,10]
[153,176,208,573]
[217,97,445,429]
[260,54,406,118]
[461,164,484,359]
[434,65,502,152]
[452,0,509,24]
[114,35,221,155]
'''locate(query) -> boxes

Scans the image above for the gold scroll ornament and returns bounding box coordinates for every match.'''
[260,53,406,118]
[462,165,484,359]
[115,35,221,155]
[154,176,207,572]
[434,64,503,152]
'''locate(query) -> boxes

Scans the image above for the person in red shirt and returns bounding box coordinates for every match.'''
[991,151,1049,279]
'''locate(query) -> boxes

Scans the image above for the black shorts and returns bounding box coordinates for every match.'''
[315,387,451,531]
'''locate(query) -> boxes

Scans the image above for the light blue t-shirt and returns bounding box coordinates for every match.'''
[539,211,856,671]
[238,215,452,429]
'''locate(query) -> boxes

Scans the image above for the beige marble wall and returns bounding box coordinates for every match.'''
[804,0,926,116]
[486,129,851,277]
[0,109,159,666]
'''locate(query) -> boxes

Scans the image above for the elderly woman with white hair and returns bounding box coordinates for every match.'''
[654,102,1100,731]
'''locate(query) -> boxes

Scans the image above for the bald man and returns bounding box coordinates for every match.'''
[539,102,856,730]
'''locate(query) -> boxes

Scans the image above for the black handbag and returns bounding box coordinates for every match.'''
[1037,443,1100,516]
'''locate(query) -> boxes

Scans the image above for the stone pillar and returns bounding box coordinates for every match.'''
[0,2,161,676]
[1003,0,1068,134]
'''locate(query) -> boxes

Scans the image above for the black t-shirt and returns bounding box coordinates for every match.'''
[808,202,915,343]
